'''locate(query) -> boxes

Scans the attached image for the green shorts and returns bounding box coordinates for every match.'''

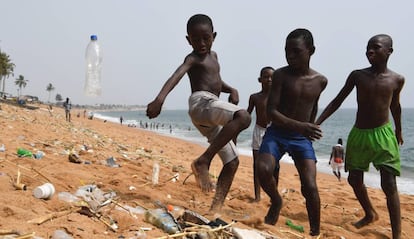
[345,122,400,176]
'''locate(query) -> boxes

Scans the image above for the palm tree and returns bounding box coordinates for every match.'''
[46,83,55,103]
[14,75,27,97]
[0,50,15,95]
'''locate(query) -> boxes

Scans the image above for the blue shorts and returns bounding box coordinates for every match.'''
[259,124,317,162]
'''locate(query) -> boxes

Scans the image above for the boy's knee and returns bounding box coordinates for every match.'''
[234,110,251,129]
[256,157,272,175]
[301,181,318,197]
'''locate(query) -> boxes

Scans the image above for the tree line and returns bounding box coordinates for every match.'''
[0,49,58,102]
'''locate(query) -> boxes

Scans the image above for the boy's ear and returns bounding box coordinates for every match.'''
[258,77,262,83]
[213,32,217,40]
[309,46,316,55]
[388,47,394,55]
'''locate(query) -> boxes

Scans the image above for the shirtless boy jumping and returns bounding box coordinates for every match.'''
[146,14,251,212]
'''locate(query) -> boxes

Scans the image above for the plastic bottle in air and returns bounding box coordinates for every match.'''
[84,34,103,96]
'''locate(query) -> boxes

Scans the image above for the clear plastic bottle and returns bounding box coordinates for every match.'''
[144,208,180,234]
[84,35,103,96]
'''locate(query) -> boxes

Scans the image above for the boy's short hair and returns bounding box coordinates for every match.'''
[260,66,275,77]
[187,14,214,34]
[287,28,314,49]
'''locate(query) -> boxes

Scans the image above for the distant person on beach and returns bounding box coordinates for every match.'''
[63,97,72,122]
[146,14,251,212]
[120,116,123,125]
[316,34,404,239]
[330,138,344,181]
[247,66,274,202]
[256,28,327,236]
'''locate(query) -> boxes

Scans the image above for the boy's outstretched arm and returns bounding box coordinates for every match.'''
[247,95,254,114]
[316,72,356,125]
[146,57,193,119]
[390,76,405,145]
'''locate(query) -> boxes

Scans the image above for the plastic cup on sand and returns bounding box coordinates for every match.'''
[33,183,55,199]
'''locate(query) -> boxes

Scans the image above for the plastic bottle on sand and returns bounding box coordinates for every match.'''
[144,208,180,234]
[85,34,103,96]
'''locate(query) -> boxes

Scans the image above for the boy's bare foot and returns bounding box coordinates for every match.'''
[264,202,282,225]
[191,160,213,192]
[352,211,379,228]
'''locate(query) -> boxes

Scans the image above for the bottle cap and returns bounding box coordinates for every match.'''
[90,35,98,40]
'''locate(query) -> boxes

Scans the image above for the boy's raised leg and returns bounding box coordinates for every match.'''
[192,110,250,192]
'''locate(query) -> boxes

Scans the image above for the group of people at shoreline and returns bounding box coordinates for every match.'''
[146,14,405,238]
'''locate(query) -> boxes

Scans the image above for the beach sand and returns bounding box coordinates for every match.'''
[0,102,413,239]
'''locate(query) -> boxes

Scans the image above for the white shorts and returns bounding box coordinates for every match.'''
[252,124,267,150]
[188,91,242,164]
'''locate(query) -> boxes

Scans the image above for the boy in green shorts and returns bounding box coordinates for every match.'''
[316,34,404,239]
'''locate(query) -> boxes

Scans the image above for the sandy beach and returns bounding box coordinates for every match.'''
[0,102,413,239]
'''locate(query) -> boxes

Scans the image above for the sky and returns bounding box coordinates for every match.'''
[1,0,413,109]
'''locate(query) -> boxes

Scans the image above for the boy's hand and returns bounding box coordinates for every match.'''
[228,89,239,105]
[395,130,404,145]
[300,123,322,141]
[146,99,162,119]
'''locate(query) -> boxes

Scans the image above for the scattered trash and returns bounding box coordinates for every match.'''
[34,151,45,159]
[286,219,304,233]
[232,227,266,239]
[152,162,160,185]
[0,144,5,152]
[33,182,55,199]
[68,153,82,164]
[13,169,27,191]
[106,156,120,167]
[58,192,81,203]
[52,229,73,239]
[144,208,180,234]
[17,148,33,157]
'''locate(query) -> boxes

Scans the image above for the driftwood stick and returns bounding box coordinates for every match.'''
[154,221,236,239]
[15,232,36,239]
[27,207,81,225]
[0,229,19,235]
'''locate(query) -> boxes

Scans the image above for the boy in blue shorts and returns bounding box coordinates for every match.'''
[316,34,404,239]
[146,14,251,212]
[257,29,327,236]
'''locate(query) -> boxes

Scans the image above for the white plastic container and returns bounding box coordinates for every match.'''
[84,34,103,96]
[33,183,55,199]
[152,162,160,185]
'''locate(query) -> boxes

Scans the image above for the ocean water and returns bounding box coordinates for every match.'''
[94,108,414,195]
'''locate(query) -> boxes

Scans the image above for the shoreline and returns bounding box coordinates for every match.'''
[94,112,414,196]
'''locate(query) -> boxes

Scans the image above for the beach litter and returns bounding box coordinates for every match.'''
[106,156,120,167]
[68,153,82,164]
[17,148,33,157]
[285,219,304,233]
